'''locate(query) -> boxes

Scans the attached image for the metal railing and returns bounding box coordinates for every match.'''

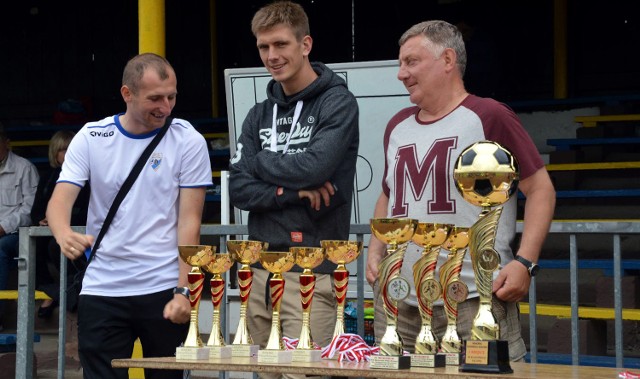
[14,220,640,378]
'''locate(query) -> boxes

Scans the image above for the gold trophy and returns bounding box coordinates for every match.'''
[257,250,296,363]
[289,247,325,362]
[410,222,453,368]
[176,245,215,360]
[453,140,519,374]
[439,226,470,366]
[227,240,268,357]
[369,217,418,370]
[202,251,234,359]
[321,240,363,342]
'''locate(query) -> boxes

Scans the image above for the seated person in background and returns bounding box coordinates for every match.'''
[31,130,89,318]
[0,125,39,330]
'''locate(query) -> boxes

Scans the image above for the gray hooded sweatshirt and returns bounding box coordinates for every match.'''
[229,62,359,273]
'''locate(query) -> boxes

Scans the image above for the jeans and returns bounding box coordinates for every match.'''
[0,232,19,319]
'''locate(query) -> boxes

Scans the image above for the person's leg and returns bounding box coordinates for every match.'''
[308,273,337,347]
[134,289,188,379]
[77,294,135,379]
[247,268,273,348]
[247,268,280,379]
[494,298,526,361]
[0,233,19,321]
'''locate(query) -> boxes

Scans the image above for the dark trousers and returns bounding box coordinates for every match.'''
[78,289,188,379]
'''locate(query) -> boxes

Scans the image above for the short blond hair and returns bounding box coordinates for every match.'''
[48,130,75,168]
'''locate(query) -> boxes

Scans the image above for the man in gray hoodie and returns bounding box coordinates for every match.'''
[229,1,359,375]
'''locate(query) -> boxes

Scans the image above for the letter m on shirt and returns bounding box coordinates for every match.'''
[390,138,457,217]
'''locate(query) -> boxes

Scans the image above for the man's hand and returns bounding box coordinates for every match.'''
[163,294,191,324]
[298,181,335,210]
[492,259,531,302]
[58,231,95,260]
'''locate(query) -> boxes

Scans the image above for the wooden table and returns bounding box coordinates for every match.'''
[112,356,633,378]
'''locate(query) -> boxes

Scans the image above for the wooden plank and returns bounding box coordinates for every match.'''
[519,302,640,321]
[575,114,640,127]
[10,140,49,147]
[546,161,640,171]
[111,358,626,379]
[0,290,51,300]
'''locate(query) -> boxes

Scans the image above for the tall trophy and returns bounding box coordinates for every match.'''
[176,245,215,360]
[257,250,296,363]
[369,217,418,369]
[438,226,470,366]
[227,240,268,357]
[290,247,325,362]
[453,140,519,374]
[410,222,453,367]
[321,240,363,342]
[203,251,234,359]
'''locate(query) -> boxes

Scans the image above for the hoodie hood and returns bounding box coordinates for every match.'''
[266,62,345,106]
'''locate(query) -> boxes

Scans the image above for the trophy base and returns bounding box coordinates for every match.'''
[258,349,293,364]
[231,344,260,357]
[411,353,446,368]
[370,354,411,369]
[291,349,322,362]
[208,346,233,359]
[460,340,513,374]
[445,352,461,366]
[175,346,211,360]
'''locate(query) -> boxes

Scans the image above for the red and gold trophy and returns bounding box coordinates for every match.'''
[290,247,325,362]
[203,252,234,359]
[321,240,363,342]
[257,250,296,363]
[439,226,470,365]
[227,240,268,357]
[176,245,215,360]
[410,222,453,367]
[453,140,519,374]
[369,217,418,370]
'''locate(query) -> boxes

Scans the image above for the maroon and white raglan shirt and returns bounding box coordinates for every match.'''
[381,95,544,306]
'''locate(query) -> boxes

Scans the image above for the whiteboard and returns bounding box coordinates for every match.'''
[224,60,412,226]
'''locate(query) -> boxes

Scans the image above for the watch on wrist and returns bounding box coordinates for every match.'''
[515,255,540,277]
[173,286,190,298]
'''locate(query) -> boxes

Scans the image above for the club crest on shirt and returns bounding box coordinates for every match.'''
[150,152,163,171]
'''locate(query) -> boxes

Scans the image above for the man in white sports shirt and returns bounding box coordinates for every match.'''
[47,53,212,378]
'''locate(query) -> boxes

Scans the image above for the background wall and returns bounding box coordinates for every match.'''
[1,0,639,126]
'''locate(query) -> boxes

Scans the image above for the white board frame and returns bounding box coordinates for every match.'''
[224,59,412,227]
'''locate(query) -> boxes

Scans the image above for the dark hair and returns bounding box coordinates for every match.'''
[251,1,310,41]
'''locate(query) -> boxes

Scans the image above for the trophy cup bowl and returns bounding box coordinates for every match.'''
[321,240,363,342]
[369,218,418,370]
[227,240,268,356]
[258,250,296,363]
[176,245,215,360]
[202,252,233,358]
[410,223,453,367]
[453,140,519,374]
[290,247,325,362]
[370,218,418,251]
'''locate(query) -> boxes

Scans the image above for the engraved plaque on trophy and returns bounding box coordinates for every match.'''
[257,250,296,364]
[203,251,234,359]
[289,246,325,362]
[453,140,519,374]
[176,245,215,360]
[321,240,363,343]
[369,217,418,370]
[410,222,453,368]
[227,240,268,357]
[439,226,471,366]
